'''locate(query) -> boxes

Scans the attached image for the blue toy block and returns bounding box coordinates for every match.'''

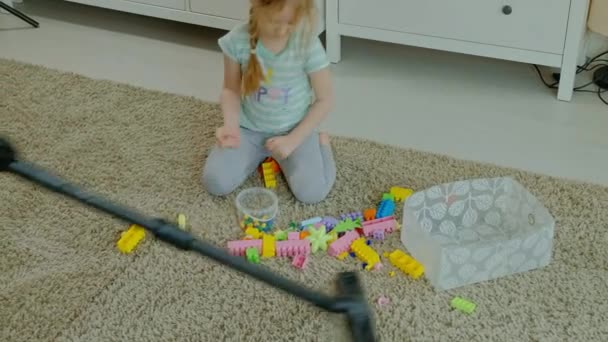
[376,199,395,218]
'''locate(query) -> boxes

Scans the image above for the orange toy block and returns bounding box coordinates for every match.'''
[363,208,377,221]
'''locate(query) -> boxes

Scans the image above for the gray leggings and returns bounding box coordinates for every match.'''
[202,127,336,204]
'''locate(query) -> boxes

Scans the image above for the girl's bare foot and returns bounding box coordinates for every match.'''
[319,132,330,146]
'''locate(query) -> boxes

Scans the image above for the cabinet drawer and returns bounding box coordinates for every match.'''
[339,0,571,54]
[128,0,186,10]
[190,0,249,20]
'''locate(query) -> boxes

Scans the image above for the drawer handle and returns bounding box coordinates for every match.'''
[502,5,512,15]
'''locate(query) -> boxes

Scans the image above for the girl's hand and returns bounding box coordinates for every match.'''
[265,134,298,160]
[216,126,240,148]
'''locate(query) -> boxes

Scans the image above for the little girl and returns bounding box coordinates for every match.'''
[202,0,336,204]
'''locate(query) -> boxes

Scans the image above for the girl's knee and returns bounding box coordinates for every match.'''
[291,182,331,204]
[201,165,235,196]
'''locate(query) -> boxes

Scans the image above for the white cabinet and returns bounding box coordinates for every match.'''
[327,0,591,101]
[129,0,186,11]
[190,0,248,20]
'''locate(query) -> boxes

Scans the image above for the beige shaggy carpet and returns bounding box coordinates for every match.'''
[1,58,607,342]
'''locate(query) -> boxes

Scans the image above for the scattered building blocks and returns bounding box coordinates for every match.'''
[300,216,322,229]
[322,216,339,231]
[372,230,385,241]
[274,230,287,241]
[262,157,281,173]
[451,297,476,314]
[306,225,333,253]
[363,208,377,221]
[384,249,425,279]
[328,230,360,257]
[299,231,310,239]
[287,232,300,240]
[334,218,361,233]
[350,238,382,270]
[292,254,309,269]
[388,271,396,277]
[390,186,414,202]
[245,227,262,239]
[227,239,262,256]
[362,216,396,237]
[117,224,146,254]
[340,211,363,222]
[382,193,395,201]
[337,252,349,260]
[276,240,311,257]
[262,234,276,258]
[260,161,277,188]
[376,199,395,218]
[246,247,260,264]
[177,213,187,230]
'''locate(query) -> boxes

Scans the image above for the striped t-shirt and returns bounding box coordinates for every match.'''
[218,23,330,134]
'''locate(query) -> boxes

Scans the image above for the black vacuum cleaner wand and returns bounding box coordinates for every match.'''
[0,137,376,341]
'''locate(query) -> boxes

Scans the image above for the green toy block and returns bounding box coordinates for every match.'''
[246,247,260,264]
[382,193,395,201]
[274,230,288,241]
[333,218,360,233]
[451,297,476,314]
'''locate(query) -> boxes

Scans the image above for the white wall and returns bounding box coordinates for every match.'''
[586,31,608,59]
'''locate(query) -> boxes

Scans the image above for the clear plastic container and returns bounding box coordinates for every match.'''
[235,187,279,232]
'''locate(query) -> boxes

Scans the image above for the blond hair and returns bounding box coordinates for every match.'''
[241,0,316,95]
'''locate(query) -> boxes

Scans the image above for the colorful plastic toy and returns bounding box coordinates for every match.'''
[262,234,276,258]
[328,230,360,257]
[227,239,263,256]
[388,271,396,277]
[390,186,414,202]
[300,231,310,239]
[245,227,263,239]
[276,239,311,257]
[384,249,424,279]
[350,238,382,271]
[451,297,476,314]
[322,216,339,231]
[363,208,376,221]
[362,216,396,237]
[340,211,363,222]
[260,161,277,188]
[300,216,322,229]
[246,247,260,264]
[274,230,287,241]
[337,252,349,260]
[334,218,361,233]
[292,254,309,269]
[177,213,187,230]
[288,232,300,240]
[381,193,394,201]
[376,199,395,218]
[377,295,391,307]
[306,225,333,253]
[116,224,145,254]
[372,230,384,241]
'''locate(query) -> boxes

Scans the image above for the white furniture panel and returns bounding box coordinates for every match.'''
[327,0,591,102]
[339,0,570,54]
[129,0,185,11]
[190,0,249,20]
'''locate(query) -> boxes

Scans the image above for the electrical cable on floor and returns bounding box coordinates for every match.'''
[534,49,608,106]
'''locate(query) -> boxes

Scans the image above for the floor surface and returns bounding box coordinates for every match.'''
[1,0,607,185]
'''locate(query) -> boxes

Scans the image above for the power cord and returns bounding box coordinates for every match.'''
[534,50,608,105]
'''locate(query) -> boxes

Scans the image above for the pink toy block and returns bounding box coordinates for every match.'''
[227,239,262,256]
[362,216,396,237]
[288,232,300,240]
[276,240,310,257]
[292,254,309,269]
[328,230,360,257]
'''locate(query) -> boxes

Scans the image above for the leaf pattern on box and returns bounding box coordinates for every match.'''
[403,177,555,290]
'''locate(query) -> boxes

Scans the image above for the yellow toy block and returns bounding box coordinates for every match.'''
[245,227,262,239]
[390,186,414,202]
[350,238,382,270]
[117,224,145,254]
[384,249,424,279]
[177,213,187,230]
[337,252,349,260]
[262,234,276,258]
[261,163,277,189]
